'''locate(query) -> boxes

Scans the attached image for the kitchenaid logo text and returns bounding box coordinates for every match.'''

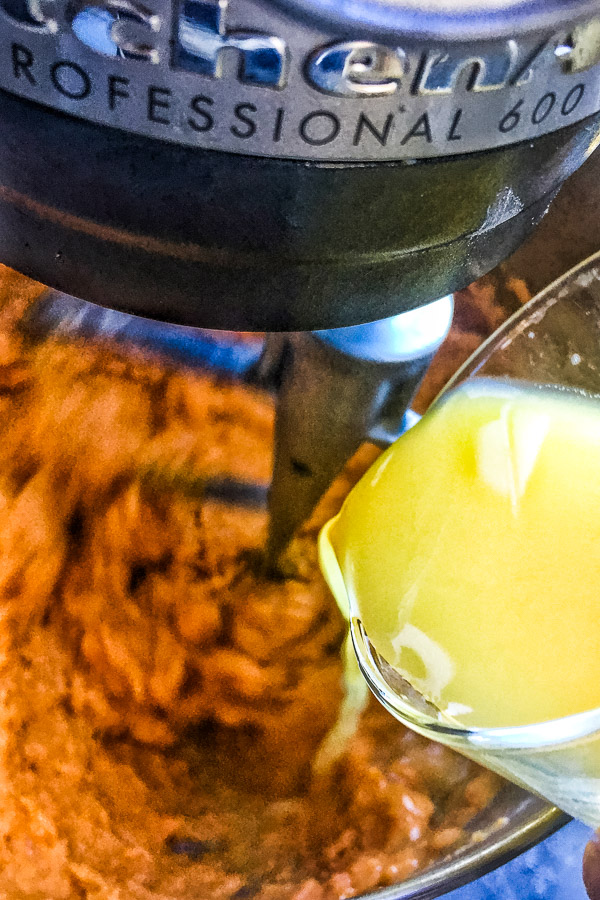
[1,0,598,160]
[0,0,586,97]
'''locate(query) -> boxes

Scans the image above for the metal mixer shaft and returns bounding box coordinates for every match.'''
[265,297,453,565]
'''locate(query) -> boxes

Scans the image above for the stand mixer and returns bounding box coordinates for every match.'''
[1,0,600,564]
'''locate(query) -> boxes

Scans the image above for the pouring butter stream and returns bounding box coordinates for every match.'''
[319,377,600,823]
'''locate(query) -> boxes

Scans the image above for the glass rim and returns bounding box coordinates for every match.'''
[441,251,600,398]
[321,515,600,753]
[351,615,600,753]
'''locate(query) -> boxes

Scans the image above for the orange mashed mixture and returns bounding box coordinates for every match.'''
[0,267,523,900]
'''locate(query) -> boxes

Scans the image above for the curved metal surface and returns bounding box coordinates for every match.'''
[0,0,600,163]
[275,0,600,41]
[1,87,598,330]
[362,790,566,899]
[3,0,600,161]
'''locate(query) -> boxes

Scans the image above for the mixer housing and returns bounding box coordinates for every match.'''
[0,0,600,329]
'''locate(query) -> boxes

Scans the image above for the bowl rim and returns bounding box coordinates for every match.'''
[360,802,567,900]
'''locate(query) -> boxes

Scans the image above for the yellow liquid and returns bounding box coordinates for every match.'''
[321,379,600,729]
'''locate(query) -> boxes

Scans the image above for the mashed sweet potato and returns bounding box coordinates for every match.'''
[0,266,525,900]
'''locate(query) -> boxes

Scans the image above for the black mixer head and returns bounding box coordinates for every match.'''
[0,0,599,330]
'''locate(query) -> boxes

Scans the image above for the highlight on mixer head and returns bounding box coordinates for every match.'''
[275,0,600,40]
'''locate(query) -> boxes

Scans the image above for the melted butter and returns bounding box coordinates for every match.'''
[320,379,600,728]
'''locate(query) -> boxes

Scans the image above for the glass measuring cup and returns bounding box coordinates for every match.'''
[319,250,600,827]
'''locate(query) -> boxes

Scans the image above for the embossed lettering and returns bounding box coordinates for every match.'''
[418,41,519,94]
[147,85,170,123]
[562,83,585,114]
[108,73,129,109]
[401,112,432,145]
[2,0,58,30]
[447,108,463,141]
[307,41,405,97]
[51,59,91,98]
[299,110,340,146]
[175,0,288,89]
[532,91,556,124]
[555,20,600,74]
[353,112,394,146]
[70,0,160,62]
[11,42,36,84]
[273,107,284,142]
[188,93,213,132]
[231,102,257,138]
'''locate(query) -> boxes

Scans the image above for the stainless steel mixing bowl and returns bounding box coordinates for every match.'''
[37,262,600,899]
[362,788,564,899]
